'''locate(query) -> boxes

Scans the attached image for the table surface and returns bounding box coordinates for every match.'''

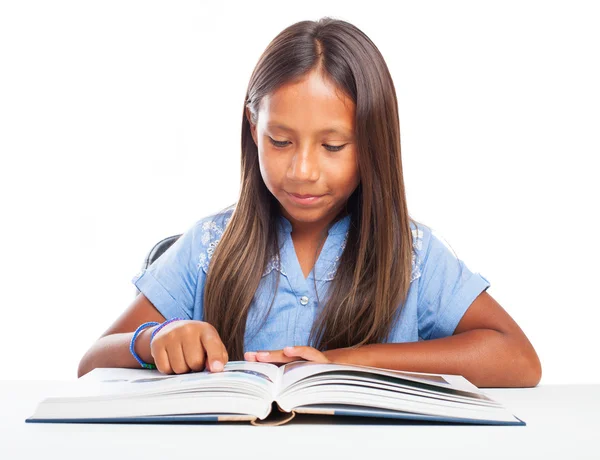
[1,380,599,459]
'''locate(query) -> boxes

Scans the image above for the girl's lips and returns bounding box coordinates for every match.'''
[287,192,324,206]
[292,193,322,198]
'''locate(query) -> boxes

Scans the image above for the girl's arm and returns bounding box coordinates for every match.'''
[325,291,542,388]
[77,294,166,378]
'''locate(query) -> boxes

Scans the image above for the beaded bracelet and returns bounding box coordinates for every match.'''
[130,321,160,369]
[150,317,185,344]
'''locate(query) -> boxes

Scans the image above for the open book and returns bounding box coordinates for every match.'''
[26,361,525,426]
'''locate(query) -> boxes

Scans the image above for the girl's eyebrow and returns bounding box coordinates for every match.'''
[267,122,352,137]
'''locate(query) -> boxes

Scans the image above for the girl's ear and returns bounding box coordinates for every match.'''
[245,107,258,146]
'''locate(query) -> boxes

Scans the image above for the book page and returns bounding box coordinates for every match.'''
[82,361,280,384]
[280,361,481,396]
[73,361,280,401]
[218,361,280,383]
[275,364,520,423]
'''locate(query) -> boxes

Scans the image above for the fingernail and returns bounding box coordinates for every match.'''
[246,351,257,356]
[257,352,270,357]
[212,360,223,371]
[284,347,295,352]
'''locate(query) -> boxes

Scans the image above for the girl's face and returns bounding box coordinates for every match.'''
[247,69,360,236]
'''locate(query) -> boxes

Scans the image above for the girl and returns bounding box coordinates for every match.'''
[78,17,541,388]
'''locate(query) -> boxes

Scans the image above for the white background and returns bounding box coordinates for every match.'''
[0,1,598,383]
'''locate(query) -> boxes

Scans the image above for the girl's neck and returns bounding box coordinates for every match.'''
[282,206,349,241]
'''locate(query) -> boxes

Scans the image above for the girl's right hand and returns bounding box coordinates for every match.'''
[149,320,229,375]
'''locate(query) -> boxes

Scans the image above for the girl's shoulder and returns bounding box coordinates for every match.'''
[409,218,473,287]
[409,220,426,249]
[196,206,234,238]
[409,219,443,258]
[409,219,452,284]
[194,205,236,274]
[409,219,427,283]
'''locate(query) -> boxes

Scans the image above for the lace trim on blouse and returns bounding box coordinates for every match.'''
[410,228,423,282]
[198,216,424,283]
[197,216,231,274]
[320,227,423,282]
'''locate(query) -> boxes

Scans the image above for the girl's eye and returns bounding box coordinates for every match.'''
[268,137,290,148]
[323,144,346,152]
[267,136,346,152]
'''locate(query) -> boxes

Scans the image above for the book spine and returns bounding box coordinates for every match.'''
[273,365,285,400]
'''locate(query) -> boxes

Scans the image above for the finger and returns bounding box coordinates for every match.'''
[166,341,191,374]
[222,344,229,367]
[244,351,257,362]
[152,346,172,375]
[283,346,329,363]
[201,329,227,372]
[181,334,205,373]
[255,350,295,363]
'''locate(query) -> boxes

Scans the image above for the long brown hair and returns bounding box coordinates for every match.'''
[204,17,421,360]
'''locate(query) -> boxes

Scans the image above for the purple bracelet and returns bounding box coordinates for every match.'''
[150,317,185,344]
[130,321,160,369]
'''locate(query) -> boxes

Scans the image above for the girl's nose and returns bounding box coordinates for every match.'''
[288,146,320,181]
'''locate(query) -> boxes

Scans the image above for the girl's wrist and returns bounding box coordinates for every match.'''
[134,326,157,365]
[323,347,357,366]
[131,318,185,369]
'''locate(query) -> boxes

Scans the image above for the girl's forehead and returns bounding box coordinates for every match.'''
[259,73,355,130]
[267,71,353,109]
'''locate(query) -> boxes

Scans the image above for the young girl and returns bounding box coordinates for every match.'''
[78,17,541,388]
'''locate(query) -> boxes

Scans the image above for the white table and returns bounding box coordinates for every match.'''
[2,381,598,459]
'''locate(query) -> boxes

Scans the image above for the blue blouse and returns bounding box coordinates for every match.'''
[132,206,490,353]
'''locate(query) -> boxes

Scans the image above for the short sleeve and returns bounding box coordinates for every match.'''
[131,220,205,321]
[417,227,491,340]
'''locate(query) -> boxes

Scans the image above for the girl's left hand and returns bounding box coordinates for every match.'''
[244,346,331,364]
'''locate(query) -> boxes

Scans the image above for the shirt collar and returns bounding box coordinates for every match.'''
[278,213,351,236]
